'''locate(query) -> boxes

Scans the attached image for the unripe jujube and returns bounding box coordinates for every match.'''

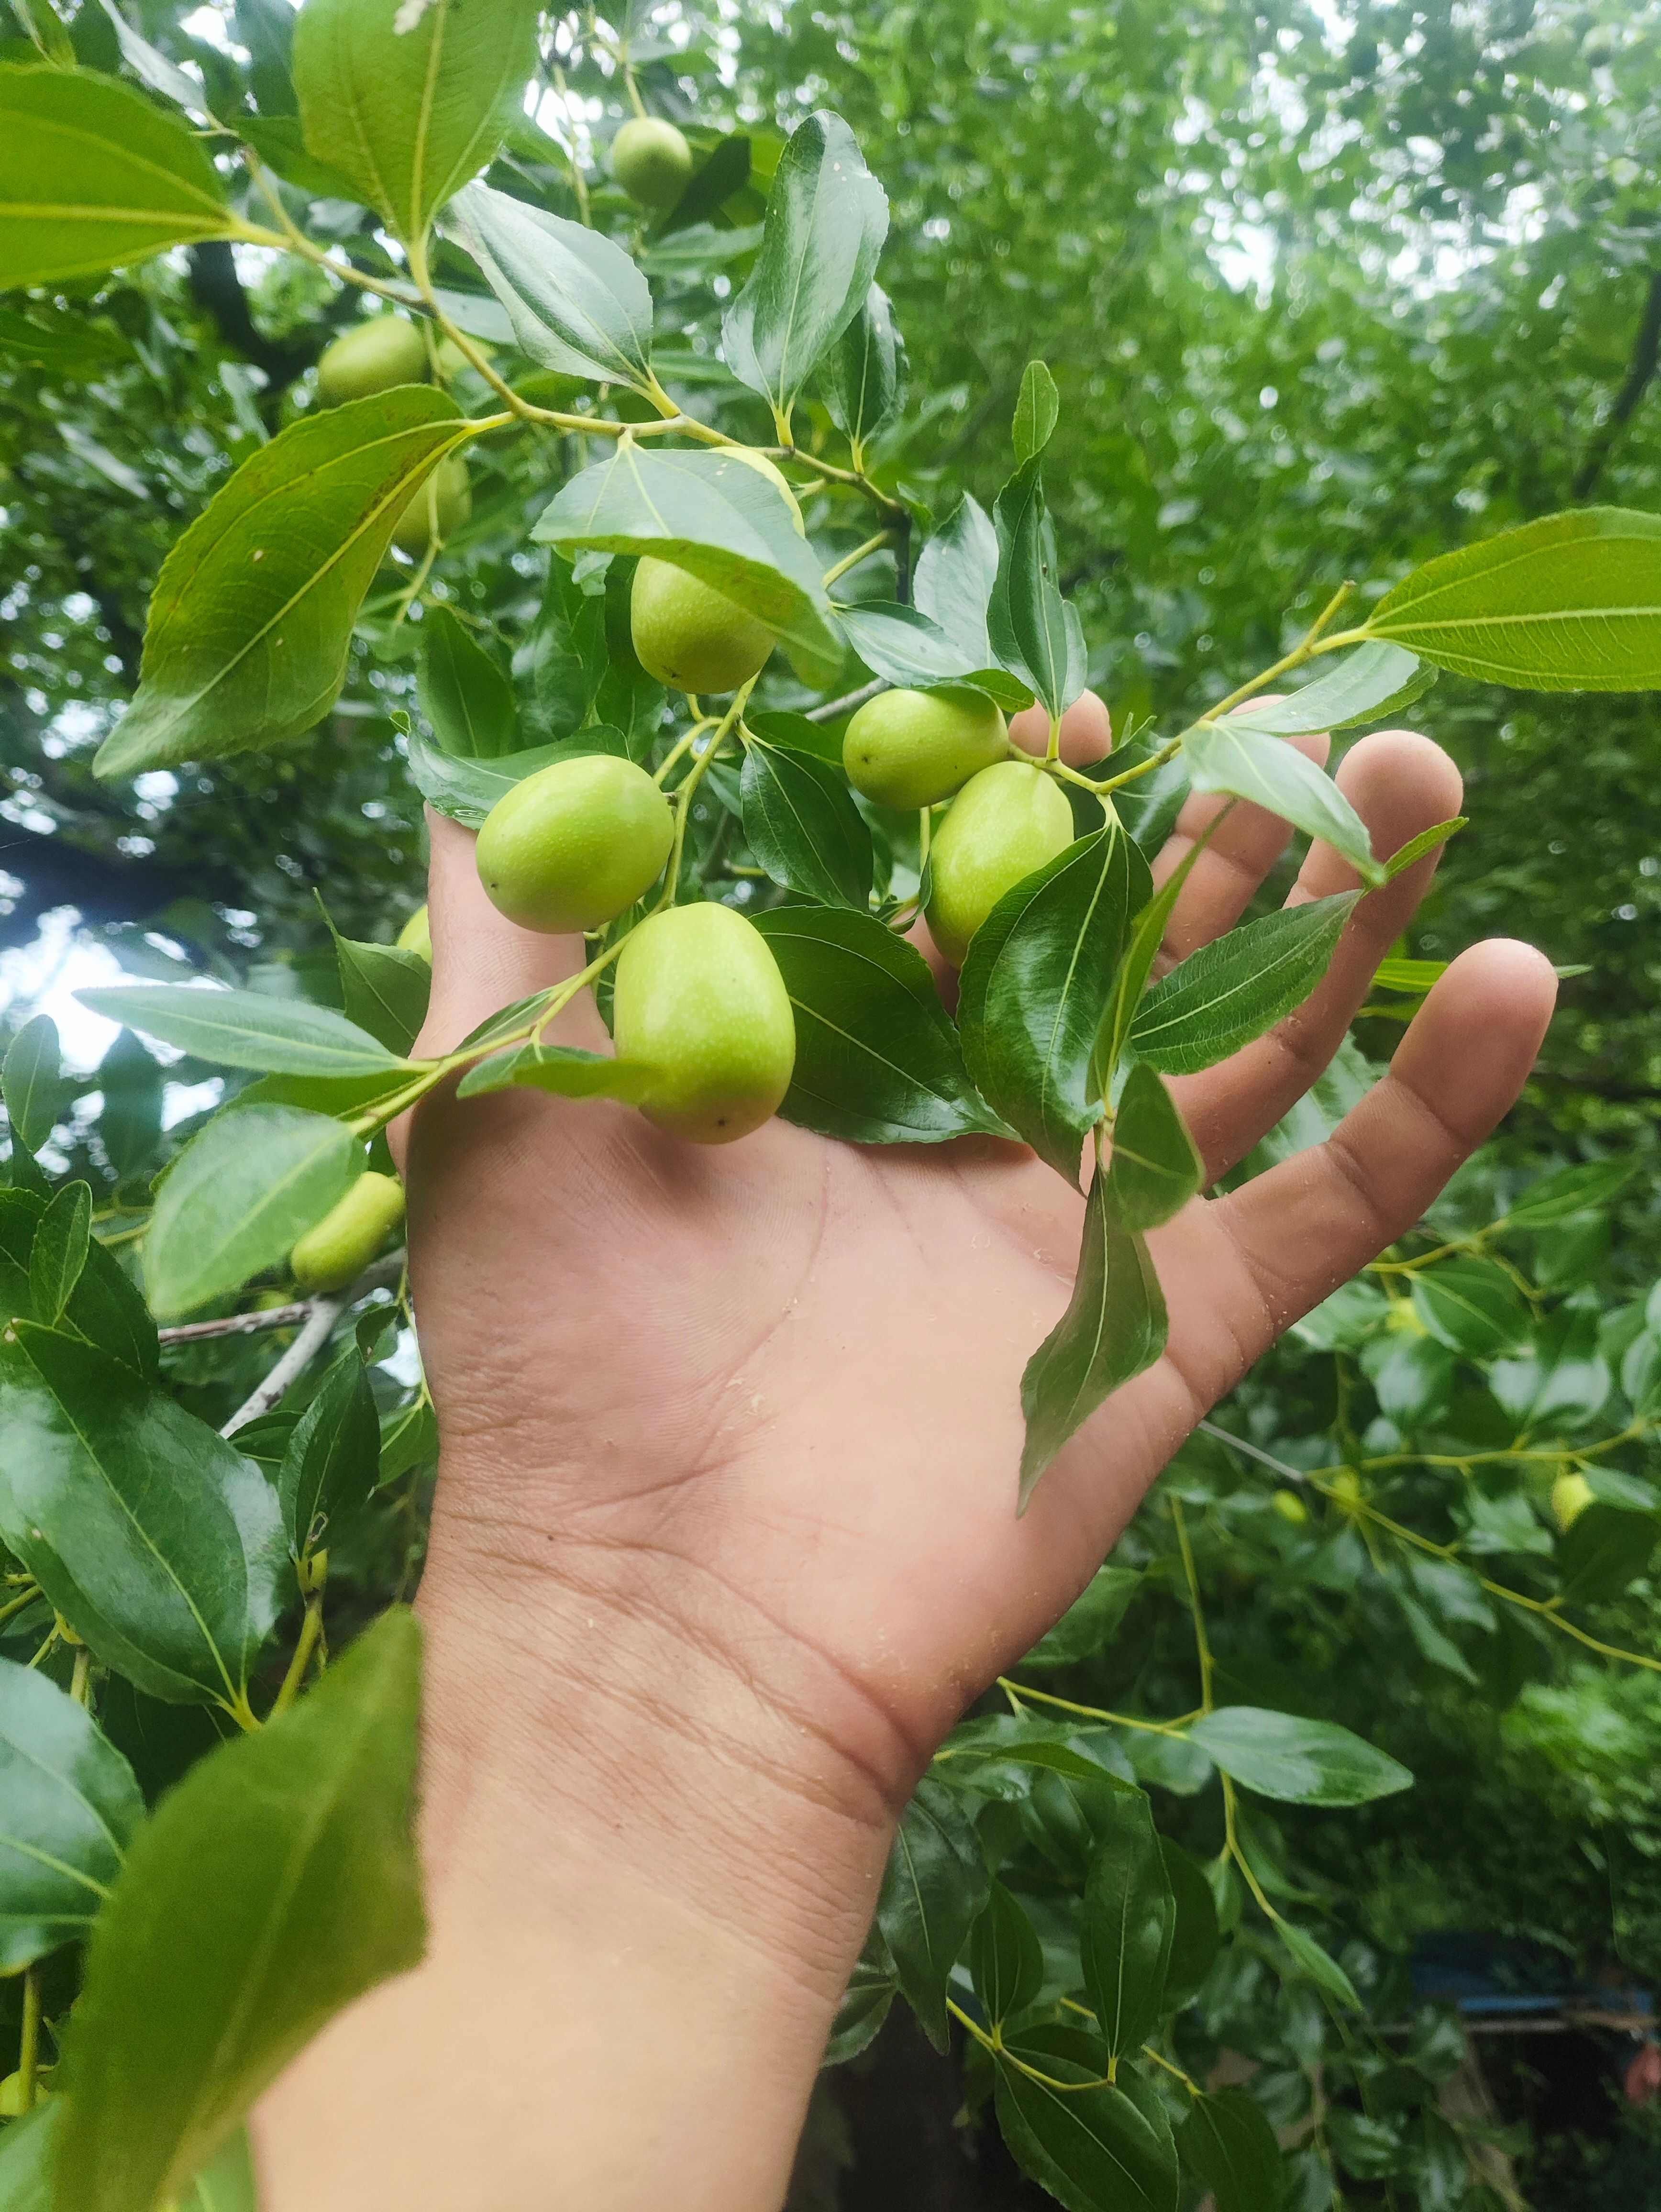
[290,1172,405,1294]
[631,559,776,694]
[843,686,1008,810]
[317,316,427,404]
[476,754,674,934]
[396,903,432,961]
[721,445,806,533]
[924,760,1074,966]
[610,116,694,210]
[1551,1470,1594,1531]
[613,903,795,1143]
[392,453,470,557]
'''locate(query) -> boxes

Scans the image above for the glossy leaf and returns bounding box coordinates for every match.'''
[64,1228,159,1381]
[55,1610,426,2212]
[875,1775,989,2049]
[0,63,233,287]
[533,444,841,683]
[824,1955,895,2067]
[1012,359,1059,465]
[1019,1170,1168,1507]
[751,906,1008,1145]
[417,602,517,760]
[3,1015,60,1157]
[1186,1708,1412,1807]
[740,737,874,909]
[78,985,406,1079]
[0,1327,286,1711]
[405,724,618,829]
[1229,643,1434,736]
[278,1351,380,1559]
[144,1106,364,1321]
[1104,1064,1203,1231]
[454,1041,654,1103]
[989,454,1083,720]
[1160,1838,1220,2007]
[723,111,888,429]
[93,390,470,780]
[1080,1783,1175,2058]
[292,0,540,243]
[1022,1565,1141,1668]
[914,494,1000,673]
[1092,830,1215,1096]
[377,1396,437,1486]
[1182,717,1385,885]
[1381,815,1466,880]
[28,1181,90,1326]
[959,824,1148,1183]
[820,281,904,458]
[1409,1258,1531,1357]
[1277,1920,1362,2010]
[1178,2090,1283,2212]
[524,556,609,742]
[995,2031,1179,2212]
[1367,507,1661,690]
[1129,893,1359,1076]
[836,600,1028,704]
[0,1657,144,1971]
[98,0,208,116]
[328,935,431,1060]
[451,180,655,391]
[969,1881,1045,2024]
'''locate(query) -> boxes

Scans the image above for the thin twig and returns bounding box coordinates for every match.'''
[218,1254,406,1438]
[162,1254,405,1349]
[806,676,887,723]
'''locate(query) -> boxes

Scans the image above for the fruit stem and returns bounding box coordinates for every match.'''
[658,681,755,906]
[18,1968,40,2114]
[766,444,908,522]
[272,1596,326,1720]
[822,530,894,590]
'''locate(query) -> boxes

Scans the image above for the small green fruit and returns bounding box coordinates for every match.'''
[721,445,806,534]
[631,558,775,694]
[0,2071,50,2116]
[391,453,471,557]
[613,903,795,1143]
[476,754,674,934]
[291,1172,405,1294]
[396,903,432,961]
[1328,1470,1364,1512]
[611,115,694,210]
[924,760,1074,966]
[843,686,1009,810]
[1552,1471,1594,1532]
[317,316,427,404]
[1271,1489,1309,1526]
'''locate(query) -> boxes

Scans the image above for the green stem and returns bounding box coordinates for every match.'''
[993,1677,1203,1736]
[1171,1499,1215,1714]
[271,1599,325,1720]
[17,1967,40,2113]
[823,530,894,589]
[0,1583,39,1631]
[69,1646,91,1708]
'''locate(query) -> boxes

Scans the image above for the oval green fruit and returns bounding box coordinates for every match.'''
[476,754,674,933]
[844,686,1009,810]
[721,445,806,534]
[1271,1489,1309,1526]
[1552,1470,1594,1532]
[924,760,1074,966]
[317,315,428,404]
[392,453,470,557]
[395,903,432,961]
[613,902,795,1144]
[290,1172,405,1294]
[631,558,776,694]
[611,115,694,210]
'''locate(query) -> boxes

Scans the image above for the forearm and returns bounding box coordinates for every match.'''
[254,1464,904,2212]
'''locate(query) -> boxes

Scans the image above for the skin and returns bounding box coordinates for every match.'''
[612,903,795,1142]
[257,708,1557,2212]
[631,558,776,693]
[843,686,1009,809]
[611,116,695,210]
[289,1173,405,1295]
[475,755,674,934]
[316,316,428,404]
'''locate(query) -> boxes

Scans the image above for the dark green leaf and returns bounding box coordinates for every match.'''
[751,906,1007,1144]
[876,1775,989,2049]
[0,1327,286,1712]
[3,1016,60,1157]
[1367,508,1661,690]
[77,986,406,1079]
[1506,1159,1632,1227]
[453,1041,653,1103]
[821,282,904,459]
[524,555,608,741]
[1409,1259,1531,1358]
[1178,2090,1283,2212]
[745,707,845,764]
[1186,1708,1412,1807]
[1129,894,1360,1077]
[93,390,469,780]
[837,600,1028,703]
[328,935,431,1061]
[1019,1170,1168,1507]
[1558,1502,1659,1604]
[376,1396,437,1485]
[1104,1065,1203,1231]
[1228,644,1434,736]
[451,180,656,391]
[144,1106,364,1321]
[995,2032,1179,2212]
[722,111,888,430]
[55,1610,425,2212]
[970,1881,1045,2025]
[0,1656,144,1971]
[417,603,517,760]
[278,1352,380,1560]
[238,112,364,200]
[1012,359,1059,465]
[1159,1839,1219,2008]
[1276,1920,1362,2010]
[235,0,297,114]
[915,494,1000,673]
[1091,830,1214,1096]
[1080,1783,1174,2058]
[95,1029,163,1181]
[989,454,1082,720]
[66,1231,158,1380]
[657,130,750,233]
[28,1181,90,1326]
[824,1955,895,2066]
[740,738,874,908]
[1182,718,1385,885]
[1022,1566,1142,1668]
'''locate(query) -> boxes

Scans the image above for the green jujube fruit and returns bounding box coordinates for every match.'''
[395,904,432,961]
[925,760,1075,966]
[610,116,694,210]
[630,559,776,694]
[843,686,1009,810]
[475,755,674,934]
[316,316,428,403]
[290,1172,405,1294]
[391,453,471,557]
[612,903,796,1144]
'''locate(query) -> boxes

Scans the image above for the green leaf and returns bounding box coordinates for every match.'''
[453,1041,654,1103]
[405,723,624,829]
[13,0,74,67]
[1182,718,1385,886]
[722,110,888,431]
[1558,1502,1659,1604]
[820,281,904,459]
[1367,508,1661,691]
[1104,1065,1203,1231]
[235,0,297,113]
[238,111,364,200]
[1159,1838,1220,2008]
[417,603,517,760]
[1505,1159,1632,1227]
[969,1881,1045,2025]
[656,129,750,234]
[182,2131,258,2212]
[292,0,540,243]
[914,494,1000,673]
[55,1609,426,2212]
[92,390,470,780]
[836,601,1029,705]
[3,1015,61,1157]
[1019,1169,1167,1508]
[988,454,1083,720]
[0,1327,286,1712]
[1276,1920,1362,2010]
[533,443,841,684]
[98,0,208,117]
[750,906,1008,1145]
[376,1396,437,1485]
[995,2032,1179,2212]
[1381,815,1466,881]
[1081,1784,1175,2058]
[451,180,656,391]
[0,2101,56,2210]
[875,1775,989,2049]
[1177,2090,1283,2212]
[1409,1258,1531,1357]
[1022,1565,1141,1668]
[77,986,406,1079]
[524,556,609,742]
[959,823,1149,1183]
[0,63,234,287]
[1129,894,1360,1077]
[0,1656,144,1971]
[1092,832,1214,1098]
[28,1181,90,1326]
[824,1955,895,2067]
[144,1106,364,1322]
[278,1351,379,1560]
[1185,1708,1412,1807]
[1012,359,1059,465]
[64,1229,158,1380]
[327,935,431,1060]
[739,737,874,909]
[95,1029,163,1181]
[1226,643,1435,736]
